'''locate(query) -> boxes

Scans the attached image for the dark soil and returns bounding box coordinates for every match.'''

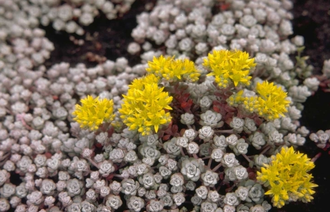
[291,0,330,75]
[41,0,330,211]
[43,0,156,68]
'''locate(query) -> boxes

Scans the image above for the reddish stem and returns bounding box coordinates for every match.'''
[212,163,222,172]
[311,152,322,162]
[17,114,34,130]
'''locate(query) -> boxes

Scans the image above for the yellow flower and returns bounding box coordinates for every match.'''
[129,74,160,90]
[146,55,200,82]
[119,74,173,136]
[242,96,259,113]
[203,49,256,88]
[228,81,290,120]
[146,55,173,76]
[228,90,245,106]
[72,95,115,131]
[254,81,290,120]
[257,147,317,208]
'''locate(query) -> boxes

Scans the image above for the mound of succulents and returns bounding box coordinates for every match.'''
[0,0,328,212]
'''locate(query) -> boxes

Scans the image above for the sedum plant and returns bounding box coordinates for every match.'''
[257,146,317,208]
[1,0,325,211]
[70,49,317,212]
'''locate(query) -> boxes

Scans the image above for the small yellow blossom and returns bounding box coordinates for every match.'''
[72,95,115,131]
[228,81,290,120]
[227,90,245,106]
[242,96,259,113]
[119,74,173,136]
[129,74,160,90]
[203,49,256,88]
[254,81,290,120]
[146,55,173,76]
[146,55,200,82]
[257,146,317,208]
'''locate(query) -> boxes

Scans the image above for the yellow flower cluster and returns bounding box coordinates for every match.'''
[247,81,290,120]
[146,55,200,82]
[72,95,115,131]
[228,81,290,120]
[203,49,256,88]
[257,147,317,208]
[119,74,173,136]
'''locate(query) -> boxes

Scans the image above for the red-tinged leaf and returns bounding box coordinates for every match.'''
[95,143,103,148]
[164,121,173,133]
[180,128,186,136]
[163,134,171,141]
[106,173,115,181]
[225,117,233,126]
[213,105,221,113]
[225,183,232,193]
[220,3,230,11]
[219,172,224,180]
[181,93,190,101]
[224,104,236,113]
[247,167,257,180]
[225,113,235,125]
[45,152,52,159]
[213,100,224,113]
[172,124,178,134]
[181,102,189,109]
[253,116,264,126]
[181,100,193,111]
[107,126,114,137]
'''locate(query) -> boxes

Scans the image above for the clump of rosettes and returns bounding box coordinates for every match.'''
[119,74,173,136]
[146,55,200,82]
[257,146,317,208]
[72,95,115,131]
[203,49,256,88]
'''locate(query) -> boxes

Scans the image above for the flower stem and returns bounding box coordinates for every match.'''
[180,147,186,156]
[311,152,322,162]
[212,163,222,172]
[214,129,234,134]
[260,144,271,155]
[242,154,252,163]
[87,158,99,169]
[16,113,34,130]
[208,158,213,169]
